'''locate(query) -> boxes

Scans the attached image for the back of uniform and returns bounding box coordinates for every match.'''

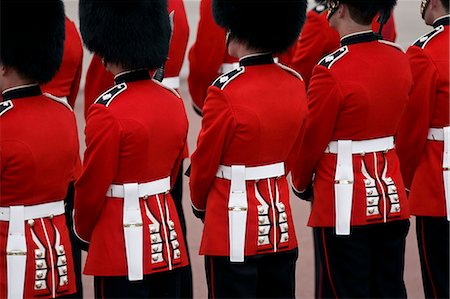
[0,86,80,299]
[291,29,413,298]
[396,13,450,298]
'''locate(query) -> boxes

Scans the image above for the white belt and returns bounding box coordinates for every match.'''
[216,162,285,262]
[326,137,395,235]
[161,76,180,89]
[106,177,170,281]
[219,57,279,74]
[0,201,64,299]
[325,136,394,154]
[427,127,450,220]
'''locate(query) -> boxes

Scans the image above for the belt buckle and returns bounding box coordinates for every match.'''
[123,222,143,228]
[228,206,248,212]
[7,250,26,256]
[335,179,353,184]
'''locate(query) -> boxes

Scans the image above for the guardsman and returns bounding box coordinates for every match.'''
[83,0,189,117]
[188,0,307,297]
[291,0,413,297]
[0,1,80,298]
[74,1,190,297]
[41,16,84,299]
[80,1,192,295]
[291,0,397,88]
[187,0,297,116]
[396,0,449,297]
[41,17,83,109]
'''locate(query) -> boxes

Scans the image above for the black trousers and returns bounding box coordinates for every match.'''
[205,248,298,298]
[170,164,193,298]
[314,220,410,298]
[93,267,188,298]
[416,216,449,299]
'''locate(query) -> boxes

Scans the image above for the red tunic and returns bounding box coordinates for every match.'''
[396,16,450,217]
[41,17,83,108]
[83,0,189,118]
[291,32,413,227]
[291,1,397,88]
[0,85,80,298]
[189,54,307,256]
[74,70,189,276]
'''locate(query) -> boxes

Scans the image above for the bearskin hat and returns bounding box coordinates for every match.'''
[212,0,307,54]
[0,0,65,83]
[79,0,170,70]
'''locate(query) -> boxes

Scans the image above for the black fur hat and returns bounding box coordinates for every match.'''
[1,0,65,83]
[79,0,170,70]
[212,0,307,53]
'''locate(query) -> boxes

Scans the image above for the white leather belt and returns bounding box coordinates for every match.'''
[220,58,279,74]
[0,201,64,299]
[325,136,394,154]
[216,162,285,262]
[325,137,395,235]
[106,177,170,281]
[161,76,180,89]
[427,127,450,220]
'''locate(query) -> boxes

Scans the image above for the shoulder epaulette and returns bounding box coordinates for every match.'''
[318,46,349,69]
[413,25,444,49]
[0,100,14,116]
[95,83,127,107]
[212,67,245,90]
[276,63,304,81]
[312,1,327,14]
[152,79,181,98]
[43,93,73,111]
[378,40,405,52]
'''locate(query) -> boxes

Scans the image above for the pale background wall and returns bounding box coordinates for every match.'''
[62,1,432,298]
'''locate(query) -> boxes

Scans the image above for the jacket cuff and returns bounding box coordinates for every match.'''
[191,203,206,220]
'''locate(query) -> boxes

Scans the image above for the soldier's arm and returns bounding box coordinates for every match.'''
[396,46,437,190]
[74,104,121,243]
[189,87,237,218]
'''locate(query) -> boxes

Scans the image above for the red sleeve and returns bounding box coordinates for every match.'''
[187,0,228,112]
[68,56,82,108]
[189,87,237,211]
[166,0,189,77]
[396,46,437,189]
[170,107,189,188]
[84,55,115,118]
[290,12,338,88]
[291,65,343,191]
[74,105,121,242]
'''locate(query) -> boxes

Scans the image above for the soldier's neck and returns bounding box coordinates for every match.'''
[1,68,36,93]
[337,23,372,40]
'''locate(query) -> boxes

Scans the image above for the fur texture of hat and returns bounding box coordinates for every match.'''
[212,0,307,53]
[1,0,65,83]
[79,0,170,69]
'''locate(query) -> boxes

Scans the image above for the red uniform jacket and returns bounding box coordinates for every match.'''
[187,0,296,115]
[83,0,189,118]
[291,1,397,88]
[396,15,450,217]
[189,54,307,256]
[41,17,83,108]
[291,32,413,227]
[0,85,80,298]
[74,70,189,276]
